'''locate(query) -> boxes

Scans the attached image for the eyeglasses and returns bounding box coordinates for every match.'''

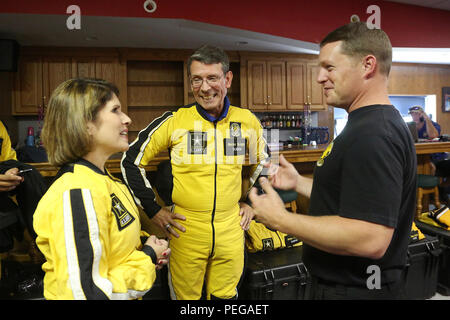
[190,74,224,88]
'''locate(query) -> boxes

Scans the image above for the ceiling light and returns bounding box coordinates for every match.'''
[393,48,450,64]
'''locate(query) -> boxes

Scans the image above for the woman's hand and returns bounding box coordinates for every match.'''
[145,235,171,270]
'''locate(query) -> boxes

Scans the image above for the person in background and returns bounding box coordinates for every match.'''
[1,120,47,298]
[409,105,440,140]
[121,45,269,300]
[0,120,22,191]
[249,22,416,300]
[409,106,450,204]
[33,78,170,300]
[1,120,22,285]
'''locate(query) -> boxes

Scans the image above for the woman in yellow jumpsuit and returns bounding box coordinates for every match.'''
[33,78,170,300]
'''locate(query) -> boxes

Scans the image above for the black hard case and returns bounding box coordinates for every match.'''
[239,246,310,300]
[415,220,450,295]
[404,234,441,299]
[143,266,170,300]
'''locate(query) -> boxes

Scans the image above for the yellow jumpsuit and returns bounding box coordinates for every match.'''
[0,121,17,162]
[121,98,269,299]
[33,159,157,300]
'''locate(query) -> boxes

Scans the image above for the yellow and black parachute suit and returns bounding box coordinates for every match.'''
[0,121,16,162]
[121,97,269,299]
[33,159,157,300]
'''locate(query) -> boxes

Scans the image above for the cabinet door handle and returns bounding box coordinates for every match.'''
[268,95,272,105]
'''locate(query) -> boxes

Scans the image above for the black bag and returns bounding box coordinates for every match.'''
[239,246,310,300]
[0,195,22,253]
[0,160,47,239]
[416,220,450,295]
[142,266,170,300]
[404,235,441,299]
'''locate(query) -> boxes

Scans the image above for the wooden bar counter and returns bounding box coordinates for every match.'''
[30,141,450,178]
[415,141,450,174]
[29,144,328,177]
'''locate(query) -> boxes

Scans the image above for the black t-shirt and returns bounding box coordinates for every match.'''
[303,105,417,286]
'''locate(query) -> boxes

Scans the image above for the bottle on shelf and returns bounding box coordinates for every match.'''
[26,127,35,147]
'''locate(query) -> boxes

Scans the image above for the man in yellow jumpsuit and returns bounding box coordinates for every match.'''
[121,45,269,299]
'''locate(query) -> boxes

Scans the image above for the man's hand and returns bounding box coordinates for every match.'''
[266,154,300,191]
[0,168,23,192]
[151,207,186,239]
[249,177,288,230]
[239,202,254,231]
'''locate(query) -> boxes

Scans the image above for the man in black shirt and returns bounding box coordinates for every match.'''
[249,22,416,299]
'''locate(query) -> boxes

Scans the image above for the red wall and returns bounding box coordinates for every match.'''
[2,0,450,47]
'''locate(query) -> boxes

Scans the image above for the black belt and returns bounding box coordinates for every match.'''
[311,276,406,300]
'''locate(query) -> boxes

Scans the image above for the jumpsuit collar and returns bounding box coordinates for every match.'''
[75,158,107,175]
[196,96,230,123]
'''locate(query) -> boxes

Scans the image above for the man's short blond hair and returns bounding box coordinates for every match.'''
[42,78,119,166]
[320,22,392,76]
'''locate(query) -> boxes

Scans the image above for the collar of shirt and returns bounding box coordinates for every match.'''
[196,96,230,123]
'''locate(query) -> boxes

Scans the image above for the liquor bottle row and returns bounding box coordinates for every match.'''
[258,113,303,129]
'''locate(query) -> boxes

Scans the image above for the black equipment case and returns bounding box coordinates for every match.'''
[415,220,450,295]
[239,246,310,300]
[143,266,170,300]
[404,234,441,299]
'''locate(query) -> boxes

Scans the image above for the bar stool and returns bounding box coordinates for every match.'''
[275,188,298,213]
[416,174,441,218]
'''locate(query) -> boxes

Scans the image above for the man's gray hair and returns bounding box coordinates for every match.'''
[187,45,230,76]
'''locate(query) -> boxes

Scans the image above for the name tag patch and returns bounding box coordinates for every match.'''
[224,122,246,156]
[188,131,207,154]
[224,138,246,156]
[111,193,135,230]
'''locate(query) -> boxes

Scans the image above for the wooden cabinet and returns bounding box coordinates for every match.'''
[72,57,96,78]
[42,57,72,104]
[12,53,123,115]
[243,55,326,111]
[12,56,44,115]
[286,61,326,110]
[126,60,184,142]
[247,60,286,110]
[306,63,326,110]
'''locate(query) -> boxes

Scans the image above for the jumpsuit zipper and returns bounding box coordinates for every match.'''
[210,122,218,258]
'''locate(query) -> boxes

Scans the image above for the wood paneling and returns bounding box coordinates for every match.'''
[389,63,450,133]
